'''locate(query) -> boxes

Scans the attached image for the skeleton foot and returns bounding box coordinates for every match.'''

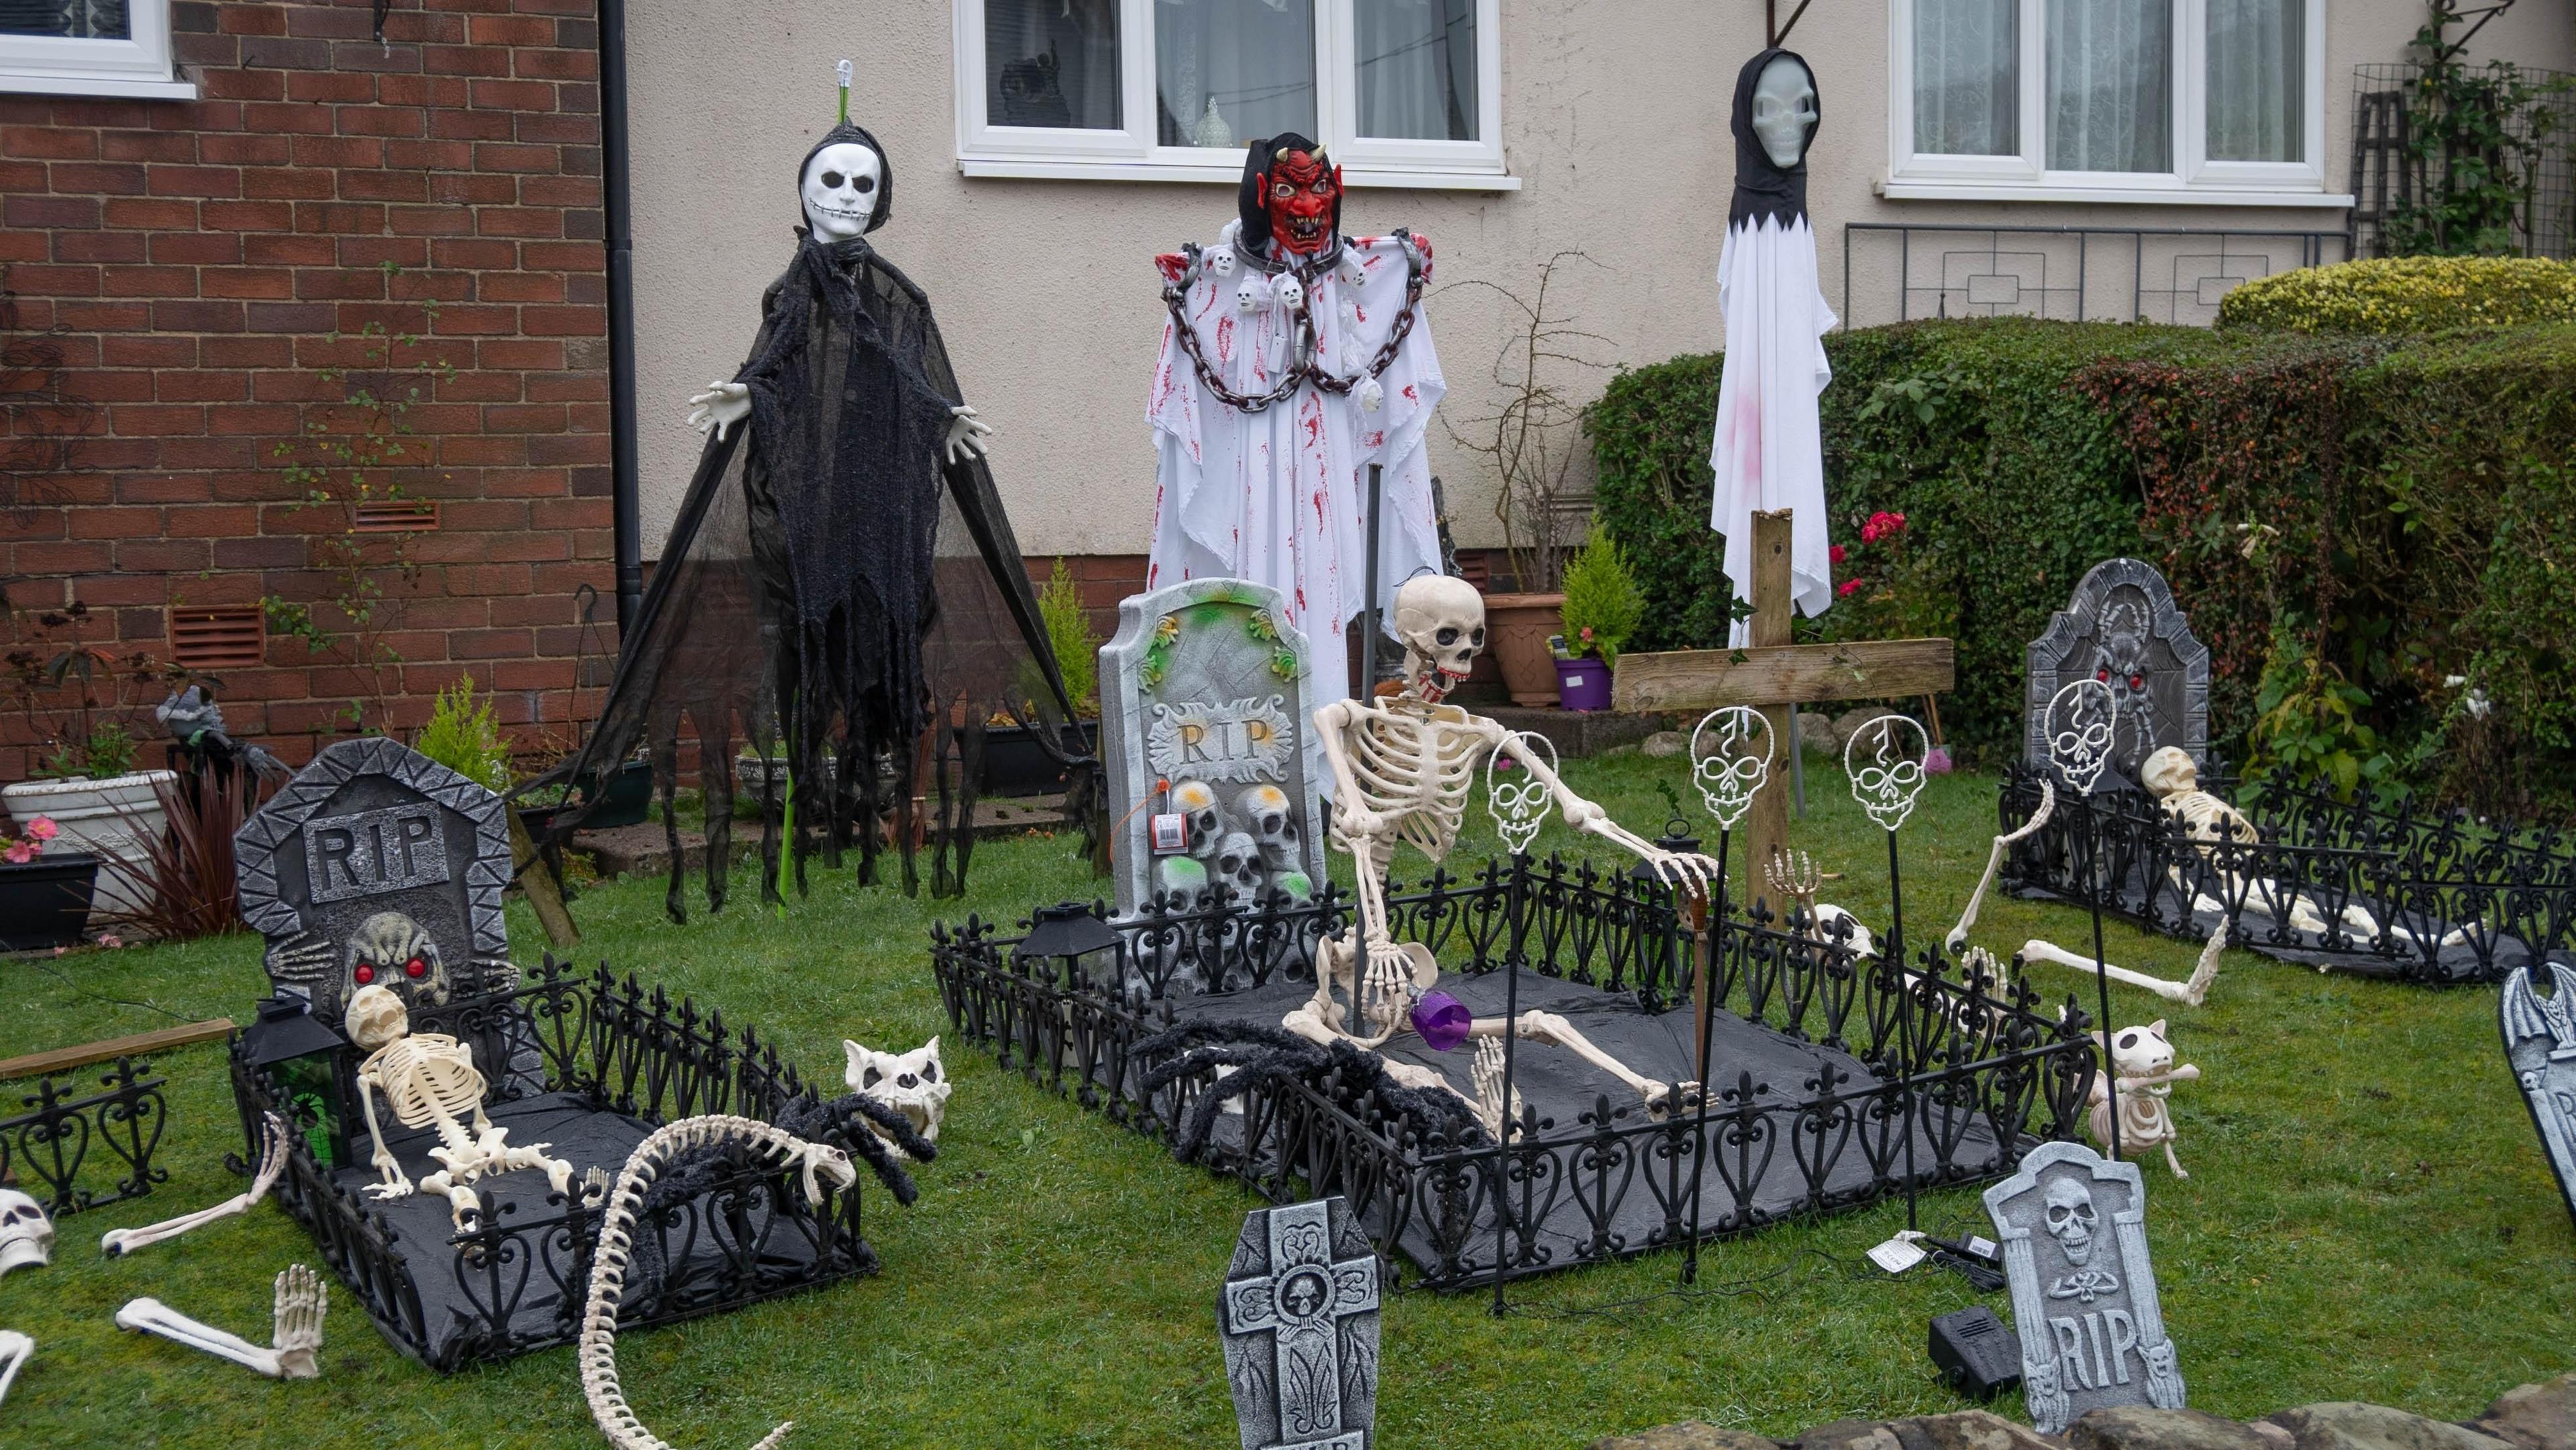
[270,1264,326,1380]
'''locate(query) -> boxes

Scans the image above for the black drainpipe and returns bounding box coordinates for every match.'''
[598,0,643,634]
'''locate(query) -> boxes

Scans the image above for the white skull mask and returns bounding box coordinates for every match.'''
[801,141,883,242]
[1845,715,1929,831]
[1690,707,1771,830]
[2047,679,2118,794]
[844,1037,952,1146]
[1212,830,1265,899]
[1236,784,1301,868]
[1171,780,1225,858]
[0,1188,51,1277]
[2043,1176,2100,1266]
[1391,574,1485,702]
[1750,53,1819,168]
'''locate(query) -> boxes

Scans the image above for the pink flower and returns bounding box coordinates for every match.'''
[3,841,35,865]
[1829,544,1847,564]
[1837,580,1864,598]
[97,932,122,949]
[25,816,57,841]
[1861,523,1880,544]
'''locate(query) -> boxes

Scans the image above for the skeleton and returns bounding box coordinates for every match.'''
[102,1112,289,1257]
[2086,1019,2200,1178]
[843,1037,951,1149]
[346,984,579,1229]
[1236,783,1311,898]
[0,1191,50,1277]
[0,1330,25,1410]
[115,1263,327,1380]
[1291,575,1721,1134]
[580,1115,857,1450]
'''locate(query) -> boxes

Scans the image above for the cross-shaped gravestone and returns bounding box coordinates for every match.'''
[1611,509,1956,915]
[1217,1196,1381,1450]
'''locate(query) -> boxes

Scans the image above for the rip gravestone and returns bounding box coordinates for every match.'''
[1100,578,1328,915]
[2025,558,2210,784]
[2501,963,2576,1231]
[1983,1140,2185,1435]
[1218,1195,1381,1450]
[235,737,515,1027]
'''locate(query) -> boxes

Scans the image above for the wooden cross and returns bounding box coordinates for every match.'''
[1611,509,1955,916]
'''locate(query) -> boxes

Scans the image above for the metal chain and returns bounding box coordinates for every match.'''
[1160,231,1428,416]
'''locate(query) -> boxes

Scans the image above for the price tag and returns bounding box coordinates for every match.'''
[1149,812,1189,854]
[1867,1233,1927,1275]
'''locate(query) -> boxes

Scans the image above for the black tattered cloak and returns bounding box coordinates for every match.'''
[563,131,1091,915]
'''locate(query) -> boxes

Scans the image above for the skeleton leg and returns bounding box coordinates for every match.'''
[416,1166,485,1230]
[2020,924,2224,1008]
[1466,1009,1682,1115]
[2163,1141,2188,1179]
[0,1331,28,1409]
[116,1266,324,1380]
[102,1112,290,1257]
[495,1137,579,1198]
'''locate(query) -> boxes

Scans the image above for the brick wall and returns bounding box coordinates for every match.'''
[0,0,610,780]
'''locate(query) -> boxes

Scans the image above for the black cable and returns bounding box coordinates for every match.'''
[1494,1247,1876,1323]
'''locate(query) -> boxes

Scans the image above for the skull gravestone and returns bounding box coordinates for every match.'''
[2025,558,2210,784]
[1218,1195,1381,1450]
[2500,963,2576,1232]
[235,737,515,1028]
[1100,578,1328,916]
[1983,1141,2185,1434]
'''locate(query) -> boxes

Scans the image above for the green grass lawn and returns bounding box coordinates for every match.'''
[1,759,2567,1448]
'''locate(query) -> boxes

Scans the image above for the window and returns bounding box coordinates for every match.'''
[955,0,1511,190]
[1888,0,2334,204]
[0,0,195,99]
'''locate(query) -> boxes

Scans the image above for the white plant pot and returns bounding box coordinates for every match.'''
[3,770,175,925]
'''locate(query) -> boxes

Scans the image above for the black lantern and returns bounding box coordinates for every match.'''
[1014,901,1122,990]
[240,994,358,1170]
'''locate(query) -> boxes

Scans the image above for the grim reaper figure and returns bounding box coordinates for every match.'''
[564,83,1090,916]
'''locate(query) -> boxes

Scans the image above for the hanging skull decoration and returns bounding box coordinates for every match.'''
[800,139,884,242]
[1487,730,1558,857]
[1391,574,1484,704]
[1689,707,1772,830]
[1260,144,1341,256]
[1845,714,1931,832]
[1749,52,1821,168]
[2046,678,2119,795]
[843,1037,952,1146]
[2042,1176,2100,1266]
[0,1188,52,1277]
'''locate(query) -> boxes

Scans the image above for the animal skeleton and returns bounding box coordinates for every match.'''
[2086,1019,2200,1178]
[1290,575,1721,1134]
[115,1263,327,1380]
[347,984,578,1229]
[843,1037,951,1149]
[103,1112,288,1257]
[580,1115,858,1450]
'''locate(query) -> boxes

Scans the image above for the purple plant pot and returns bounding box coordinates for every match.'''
[1411,991,1472,1053]
[1554,655,1614,713]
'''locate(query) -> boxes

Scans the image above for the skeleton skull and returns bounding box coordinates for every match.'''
[1236,784,1301,868]
[1750,53,1820,169]
[1170,780,1225,858]
[1276,276,1305,313]
[1212,830,1265,900]
[1391,574,1485,703]
[800,140,883,242]
[0,1188,51,1277]
[343,982,409,1051]
[843,1037,952,1145]
[2043,1176,2100,1266]
[1845,715,1930,831]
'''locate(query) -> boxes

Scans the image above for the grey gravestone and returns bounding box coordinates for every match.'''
[1983,1141,2185,1435]
[1101,577,1328,915]
[1218,1195,1381,1450]
[236,737,514,1027]
[2025,558,2210,780]
[2501,963,2576,1232]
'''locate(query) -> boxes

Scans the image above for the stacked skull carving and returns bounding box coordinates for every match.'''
[1157,780,1311,907]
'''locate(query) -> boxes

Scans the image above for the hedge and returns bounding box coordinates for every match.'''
[1585,318,2576,821]
[2218,255,2576,333]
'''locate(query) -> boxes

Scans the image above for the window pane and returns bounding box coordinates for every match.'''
[1356,0,1478,141]
[1155,0,1316,148]
[2207,0,2302,162]
[985,0,1121,130]
[2046,0,2170,172]
[0,0,130,39]
[1915,0,2017,154]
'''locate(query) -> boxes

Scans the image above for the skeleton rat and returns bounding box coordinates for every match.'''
[1286,575,1722,1134]
[347,984,580,1229]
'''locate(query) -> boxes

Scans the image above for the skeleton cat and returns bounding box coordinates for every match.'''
[2086,1019,2200,1178]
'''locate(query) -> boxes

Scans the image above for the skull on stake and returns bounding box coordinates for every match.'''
[1689,707,1771,830]
[2043,1176,2100,1266]
[1845,714,1930,831]
[2046,678,2119,795]
[0,1188,51,1277]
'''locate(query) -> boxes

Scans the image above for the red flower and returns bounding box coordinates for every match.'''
[1860,523,1880,544]
[1829,544,1847,564]
[1837,580,1864,598]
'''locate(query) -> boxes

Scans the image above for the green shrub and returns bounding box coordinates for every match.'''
[1558,523,1644,665]
[2218,256,2576,333]
[416,675,509,793]
[1037,558,1099,716]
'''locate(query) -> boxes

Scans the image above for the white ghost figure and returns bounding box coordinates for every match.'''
[800,140,882,242]
[1751,53,1819,168]
[844,1037,952,1151]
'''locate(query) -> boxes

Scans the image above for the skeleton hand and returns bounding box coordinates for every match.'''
[1360,939,1414,1036]
[366,1153,413,1201]
[686,380,751,440]
[270,1265,326,1380]
[944,404,993,463]
[0,1329,30,1409]
[1633,847,1722,898]
[1470,1039,1519,1139]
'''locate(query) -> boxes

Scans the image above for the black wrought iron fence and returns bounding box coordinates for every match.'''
[0,1055,168,1215]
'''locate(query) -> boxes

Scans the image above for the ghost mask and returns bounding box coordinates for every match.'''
[844,1037,951,1148]
[1751,54,1819,169]
[801,141,883,242]
[0,1188,52,1278]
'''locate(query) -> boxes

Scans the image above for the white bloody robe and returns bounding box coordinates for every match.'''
[1147,225,1446,720]
[1708,213,1837,643]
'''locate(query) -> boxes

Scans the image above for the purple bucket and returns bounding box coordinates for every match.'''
[1411,991,1473,1052]
[1554,656,1613,712]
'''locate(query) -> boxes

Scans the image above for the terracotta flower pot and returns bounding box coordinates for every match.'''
[1481,592,1567,707]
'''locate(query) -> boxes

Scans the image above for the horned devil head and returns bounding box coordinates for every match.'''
[1392,574,1485,705]
[844,1037,952,1145]
[0,1187,52,1277]
[2043,1176,2100,1265]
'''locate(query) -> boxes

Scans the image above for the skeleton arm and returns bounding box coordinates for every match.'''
[0,1331,28,1409]
[1485,725,1716,894]
[353,1070,411,1200]
[1947,777,2055,952]
[102,1112,288,1257]
[115,1265,325,1381]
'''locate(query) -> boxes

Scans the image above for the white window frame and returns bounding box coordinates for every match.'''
[0,0,197,100]
[953,0,1515,191]
[1884,0,2341,207]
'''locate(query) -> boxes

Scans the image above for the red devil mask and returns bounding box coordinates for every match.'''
[1261,148,1341,257]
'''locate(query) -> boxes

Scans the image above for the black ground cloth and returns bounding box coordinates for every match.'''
[335,1092,841,1365]
[1155,973,1996,1278]
[559,226,1093,916]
